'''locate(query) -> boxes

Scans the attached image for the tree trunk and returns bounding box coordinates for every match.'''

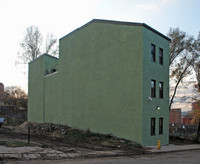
[197,121,200,142]
[169,66,189,111]
[169,78,181,110]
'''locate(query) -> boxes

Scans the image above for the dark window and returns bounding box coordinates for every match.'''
[51,69,56,73]
[159,82,164,99]
[151,44,156,62]
[159,118,163,135]
[151,118,156,136]
[159,48,163,65]
[151,80,156,98]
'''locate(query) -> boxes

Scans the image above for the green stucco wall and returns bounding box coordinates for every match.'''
[28,55,59,123]
[28,20,169,146]
[142,27,169,146]
[28,56,45,123]
[60,22,144,143]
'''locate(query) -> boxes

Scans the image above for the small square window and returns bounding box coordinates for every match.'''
[159,48,163,65]
[151,44,156,62]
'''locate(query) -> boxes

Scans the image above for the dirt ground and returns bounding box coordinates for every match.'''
[0,122,146,162]
[169,135,197,145]
[0,122,198,163]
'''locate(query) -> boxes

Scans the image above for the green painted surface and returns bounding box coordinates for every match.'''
[28,20,169,146]
[28,55,59,123]
[142,27,169,146]
[28,56,45,123]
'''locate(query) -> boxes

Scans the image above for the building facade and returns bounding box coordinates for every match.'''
[169,108,182,125]
[0,83,4,105]
[28,19,170,146]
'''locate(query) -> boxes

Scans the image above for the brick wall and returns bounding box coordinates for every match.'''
[169,108,181,125]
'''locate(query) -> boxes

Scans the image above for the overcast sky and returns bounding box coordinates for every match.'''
[0,0,200,94]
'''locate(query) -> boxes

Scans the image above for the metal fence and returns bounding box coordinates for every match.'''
[169,124,198,140]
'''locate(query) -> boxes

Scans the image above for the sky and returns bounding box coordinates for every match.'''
[0,0,200,110]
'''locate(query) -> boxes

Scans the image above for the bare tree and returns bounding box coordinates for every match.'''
[168,27,194,66]
[18,26,42,63]
[17,26,58,64]
[192,32,200,90]
[45,33,58,56]
[168,28,199,110]
[4,86,28,108]
[169,55,197,110]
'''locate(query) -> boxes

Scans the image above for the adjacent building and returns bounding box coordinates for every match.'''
[28,19,170,146]
[0,83,4,105]
[169,108,182,125]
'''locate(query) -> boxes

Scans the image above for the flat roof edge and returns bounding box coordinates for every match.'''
[29,54,59,64]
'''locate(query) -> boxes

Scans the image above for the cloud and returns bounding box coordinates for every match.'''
[136,3,158,11]
[161,0,178,5]
[162,0,171,4]
[136,0,179,12]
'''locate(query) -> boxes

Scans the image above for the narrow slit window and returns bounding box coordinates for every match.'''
[159,48,163,65]
[151,80,156,98]
[151,44,156,62]
[159,82,164,99]
[151,118,156,136]
[159,118,163,135]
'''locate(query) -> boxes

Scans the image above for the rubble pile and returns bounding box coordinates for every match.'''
[17,121,142,150]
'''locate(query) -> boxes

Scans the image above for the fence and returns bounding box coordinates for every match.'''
[169,124,198,140]
[0,105,27,126]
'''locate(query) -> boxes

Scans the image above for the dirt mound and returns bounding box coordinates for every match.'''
[169,135,197,145]
[15,122,143,151]
[19,121,36,129]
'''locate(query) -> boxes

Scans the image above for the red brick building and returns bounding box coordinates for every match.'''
[0,83,4,105]
[182,117,192,125]
[169,108,181,125]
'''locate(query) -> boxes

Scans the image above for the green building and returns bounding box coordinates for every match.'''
[28,19,170,146]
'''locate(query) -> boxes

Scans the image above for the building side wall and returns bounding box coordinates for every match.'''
[28,55,59,123]
[28,57,45,123]
[55,22,144,143]
[169,109,181,124]
[44,55,59,75]
[142,27,169,146]
[28,21,170,146]
[44,72,61,123]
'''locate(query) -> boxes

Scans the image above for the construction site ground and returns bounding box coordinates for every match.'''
[0,122,147,162]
